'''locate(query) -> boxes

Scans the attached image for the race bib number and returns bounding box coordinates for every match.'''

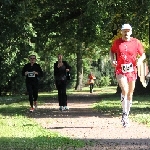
[121,63,134,73]
[28,72,35,77]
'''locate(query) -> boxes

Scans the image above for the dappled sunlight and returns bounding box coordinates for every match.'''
[39,102,92,109]
[1,87,150,149]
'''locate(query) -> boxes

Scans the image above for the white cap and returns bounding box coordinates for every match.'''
[121,24,132,30]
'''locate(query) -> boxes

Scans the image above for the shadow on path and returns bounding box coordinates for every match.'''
[26,93,150,150]
[27,93,113,119]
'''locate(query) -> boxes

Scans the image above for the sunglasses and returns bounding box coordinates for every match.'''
[30,58,36,59]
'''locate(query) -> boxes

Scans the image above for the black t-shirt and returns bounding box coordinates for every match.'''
[54,61,71,80]
[22,63,43,83]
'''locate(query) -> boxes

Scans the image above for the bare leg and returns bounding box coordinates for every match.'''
[127,80,135,116]
[116,74,128,114]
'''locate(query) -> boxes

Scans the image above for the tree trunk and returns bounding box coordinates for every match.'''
[75,44,83,91]
[0,56,2,96]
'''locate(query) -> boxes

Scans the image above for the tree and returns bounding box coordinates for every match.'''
[0,0,150,94]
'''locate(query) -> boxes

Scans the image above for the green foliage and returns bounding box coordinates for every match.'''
[98,75,111,87]
[0,0,149,94]
[87,55,117,87]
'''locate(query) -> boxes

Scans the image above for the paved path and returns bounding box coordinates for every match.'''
[30,93,150,150]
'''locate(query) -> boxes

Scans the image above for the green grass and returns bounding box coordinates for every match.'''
[92,86,150,126]
[0,96,84,150]
[66,86,117,93]
[0,86,150,149]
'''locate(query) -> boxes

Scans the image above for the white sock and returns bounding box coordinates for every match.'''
[127,100,132,116]
[121,94,127,114]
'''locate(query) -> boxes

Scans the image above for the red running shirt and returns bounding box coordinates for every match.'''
[88,75,95,84]
[111,38,144,75]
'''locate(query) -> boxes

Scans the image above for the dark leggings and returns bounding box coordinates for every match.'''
[90,83,94,93]
[55,80,67,106]
[26,82,38,108]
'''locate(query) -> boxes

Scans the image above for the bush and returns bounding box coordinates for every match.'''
[99,75,111,87]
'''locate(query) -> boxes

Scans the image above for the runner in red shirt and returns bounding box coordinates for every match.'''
[88,72,96,93]
[110,24,146,127]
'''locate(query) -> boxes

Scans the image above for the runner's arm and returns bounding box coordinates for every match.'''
[109,51,117,67]
[137,53,146,66]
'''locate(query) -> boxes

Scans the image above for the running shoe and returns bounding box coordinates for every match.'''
[121,112,128,127]
[63,106,69,110]
[59,106,64,111]
[30,107,34,112]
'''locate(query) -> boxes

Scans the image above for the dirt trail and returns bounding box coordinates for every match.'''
[29,92,150,150]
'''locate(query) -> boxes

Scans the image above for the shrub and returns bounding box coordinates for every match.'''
[99,75,111,87]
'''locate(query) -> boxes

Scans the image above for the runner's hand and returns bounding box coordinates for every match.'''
[111,61,117,67]
[137,58,143,66]
[33,71,38,75]
[25,71,28,76]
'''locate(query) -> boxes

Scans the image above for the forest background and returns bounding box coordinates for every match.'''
[0,0,150,95]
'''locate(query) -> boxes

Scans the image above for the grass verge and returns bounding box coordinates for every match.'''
[92,86,150,126]
[1,86,150,149]
[0,95,84,150]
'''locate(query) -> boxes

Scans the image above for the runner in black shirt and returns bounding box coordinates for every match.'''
[22,55,43,112]
[54,54,71,111]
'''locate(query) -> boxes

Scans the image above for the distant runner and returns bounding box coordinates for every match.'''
[88,72,96,93]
